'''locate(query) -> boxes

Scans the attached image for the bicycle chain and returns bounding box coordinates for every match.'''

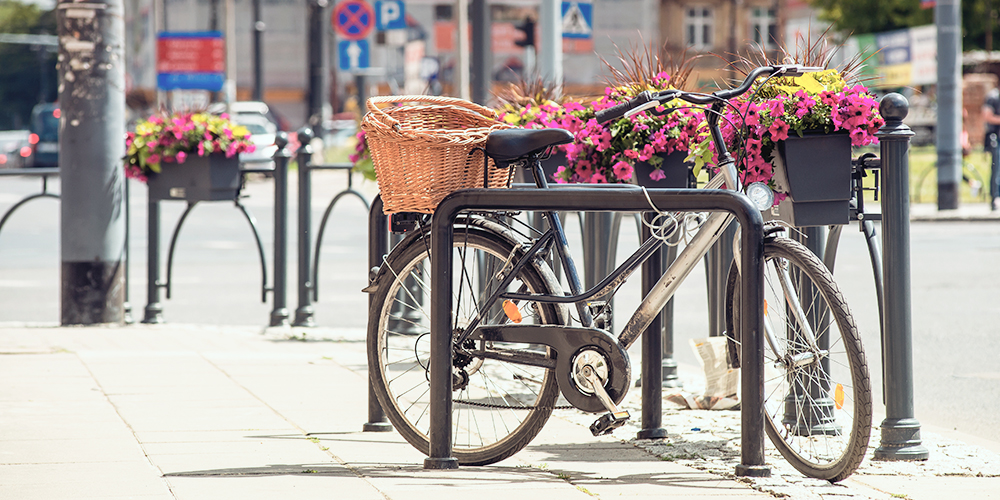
[453,399,575,410]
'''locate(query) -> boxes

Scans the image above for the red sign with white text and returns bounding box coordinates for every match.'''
[156,36,225,73]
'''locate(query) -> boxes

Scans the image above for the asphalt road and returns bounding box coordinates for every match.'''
[2,170,998,449]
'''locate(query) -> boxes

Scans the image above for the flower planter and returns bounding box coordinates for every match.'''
[147,154,242,202]
[768,132,852,227]
[634,151,690,188]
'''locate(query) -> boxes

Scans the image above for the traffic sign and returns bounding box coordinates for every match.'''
[333,0,375,41]
[561,2,593,39]
[156,31,226,91]
[338,39,370,70]
[375,0,406,30]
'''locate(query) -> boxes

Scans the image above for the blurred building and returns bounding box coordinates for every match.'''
[125,0,825,127]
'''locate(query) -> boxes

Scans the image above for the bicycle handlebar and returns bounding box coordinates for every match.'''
[594,64,823,124]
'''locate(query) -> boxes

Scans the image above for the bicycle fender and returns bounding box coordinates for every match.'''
[474,324,631,413]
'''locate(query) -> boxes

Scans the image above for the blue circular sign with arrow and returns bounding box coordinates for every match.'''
[333,0,375,41]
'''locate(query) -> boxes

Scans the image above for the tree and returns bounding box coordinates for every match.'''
[810,0,1000,52]
[961,0,1000,51]
[0,0,58,130]
[810,0,932,36]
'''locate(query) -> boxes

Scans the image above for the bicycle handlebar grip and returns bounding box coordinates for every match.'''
[595,91,653,124]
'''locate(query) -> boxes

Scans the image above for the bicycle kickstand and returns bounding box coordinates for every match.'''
[579,364,631,436]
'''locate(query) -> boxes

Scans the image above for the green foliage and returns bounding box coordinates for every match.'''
[0,0,58,129]
[809,0,932,36]
[810,0,1000,51]
[960,1,1000,51]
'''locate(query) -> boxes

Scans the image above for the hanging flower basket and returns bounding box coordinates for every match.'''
[124,110,256,202]
[768,132,852,227]
[146,153,242,202]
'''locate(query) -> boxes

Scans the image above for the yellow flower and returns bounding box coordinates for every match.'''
[771,69,847,96]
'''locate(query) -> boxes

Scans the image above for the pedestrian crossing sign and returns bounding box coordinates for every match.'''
[561,2,592,39]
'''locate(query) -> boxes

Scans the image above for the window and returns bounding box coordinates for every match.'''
[685,7,713,50]
[435,4,453,21]
[750,7,777,49]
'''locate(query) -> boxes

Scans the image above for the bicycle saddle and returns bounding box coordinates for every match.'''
[485,128,573,161]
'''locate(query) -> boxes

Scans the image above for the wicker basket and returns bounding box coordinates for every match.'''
[362,95,514,214]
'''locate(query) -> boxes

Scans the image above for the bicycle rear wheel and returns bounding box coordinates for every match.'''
[367,218,565,465]
[725,236,872,482]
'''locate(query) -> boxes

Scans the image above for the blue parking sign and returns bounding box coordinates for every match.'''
[375,0,406,30]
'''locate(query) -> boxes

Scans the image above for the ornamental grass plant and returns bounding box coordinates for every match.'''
[553,43,705,184]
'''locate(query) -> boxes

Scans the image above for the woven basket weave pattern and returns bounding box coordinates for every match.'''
[362,96,513,214]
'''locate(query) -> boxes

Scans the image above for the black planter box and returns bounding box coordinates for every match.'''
[147,154,242,202]
[512,151,568,185]
[770,133,852,227]
[634,151,691,188]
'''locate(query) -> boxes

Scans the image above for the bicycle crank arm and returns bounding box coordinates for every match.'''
[472,324,632,413]
[579,364,631,436]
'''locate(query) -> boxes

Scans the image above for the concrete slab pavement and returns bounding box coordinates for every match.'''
[3,323,999,500]
[0,324,769,500]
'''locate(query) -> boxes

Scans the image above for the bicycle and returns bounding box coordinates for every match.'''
[910,153,988,203]
[364,65,873,482]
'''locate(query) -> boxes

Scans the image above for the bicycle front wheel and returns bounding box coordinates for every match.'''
[725,236,872,482]
[368,219,565,465]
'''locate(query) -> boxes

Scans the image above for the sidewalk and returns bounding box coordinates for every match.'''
[910,202,1000,221]
[2,323,998,500]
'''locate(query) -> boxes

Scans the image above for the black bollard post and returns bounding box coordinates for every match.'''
[364,195,393,432]
[582,211,621,328]
[638,212,667,439]
[294,126,316,326]
[660,244,681,387]
[269,133,291,326]
[705,225,736,337]
[873,93,929,461]
[143,199,164,323]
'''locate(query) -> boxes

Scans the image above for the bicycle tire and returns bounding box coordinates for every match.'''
[724,236,872,482]
[367,218,565,465]
[912,165,935,203]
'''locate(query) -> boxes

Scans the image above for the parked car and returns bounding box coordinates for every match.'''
[0,130,31,169]
[26,103,60,168]
[207,101,286,132]
[233,113,278,169]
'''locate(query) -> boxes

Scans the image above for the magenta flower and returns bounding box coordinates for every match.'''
[769,120,790,141]
[612,160,634,181]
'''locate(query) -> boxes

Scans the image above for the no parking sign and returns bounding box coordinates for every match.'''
[333,0,375,41]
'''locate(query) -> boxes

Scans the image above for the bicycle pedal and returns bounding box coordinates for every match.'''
[589,410,630,436]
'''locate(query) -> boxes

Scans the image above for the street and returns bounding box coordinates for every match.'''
[2,170,999,450]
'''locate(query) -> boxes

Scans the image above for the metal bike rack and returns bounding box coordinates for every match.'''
[424,187,768,477]
[0,168,61,236]
[142,134,292,325]
[0,167,134,322]
[292,126,371,327]
[363,194,393,432]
